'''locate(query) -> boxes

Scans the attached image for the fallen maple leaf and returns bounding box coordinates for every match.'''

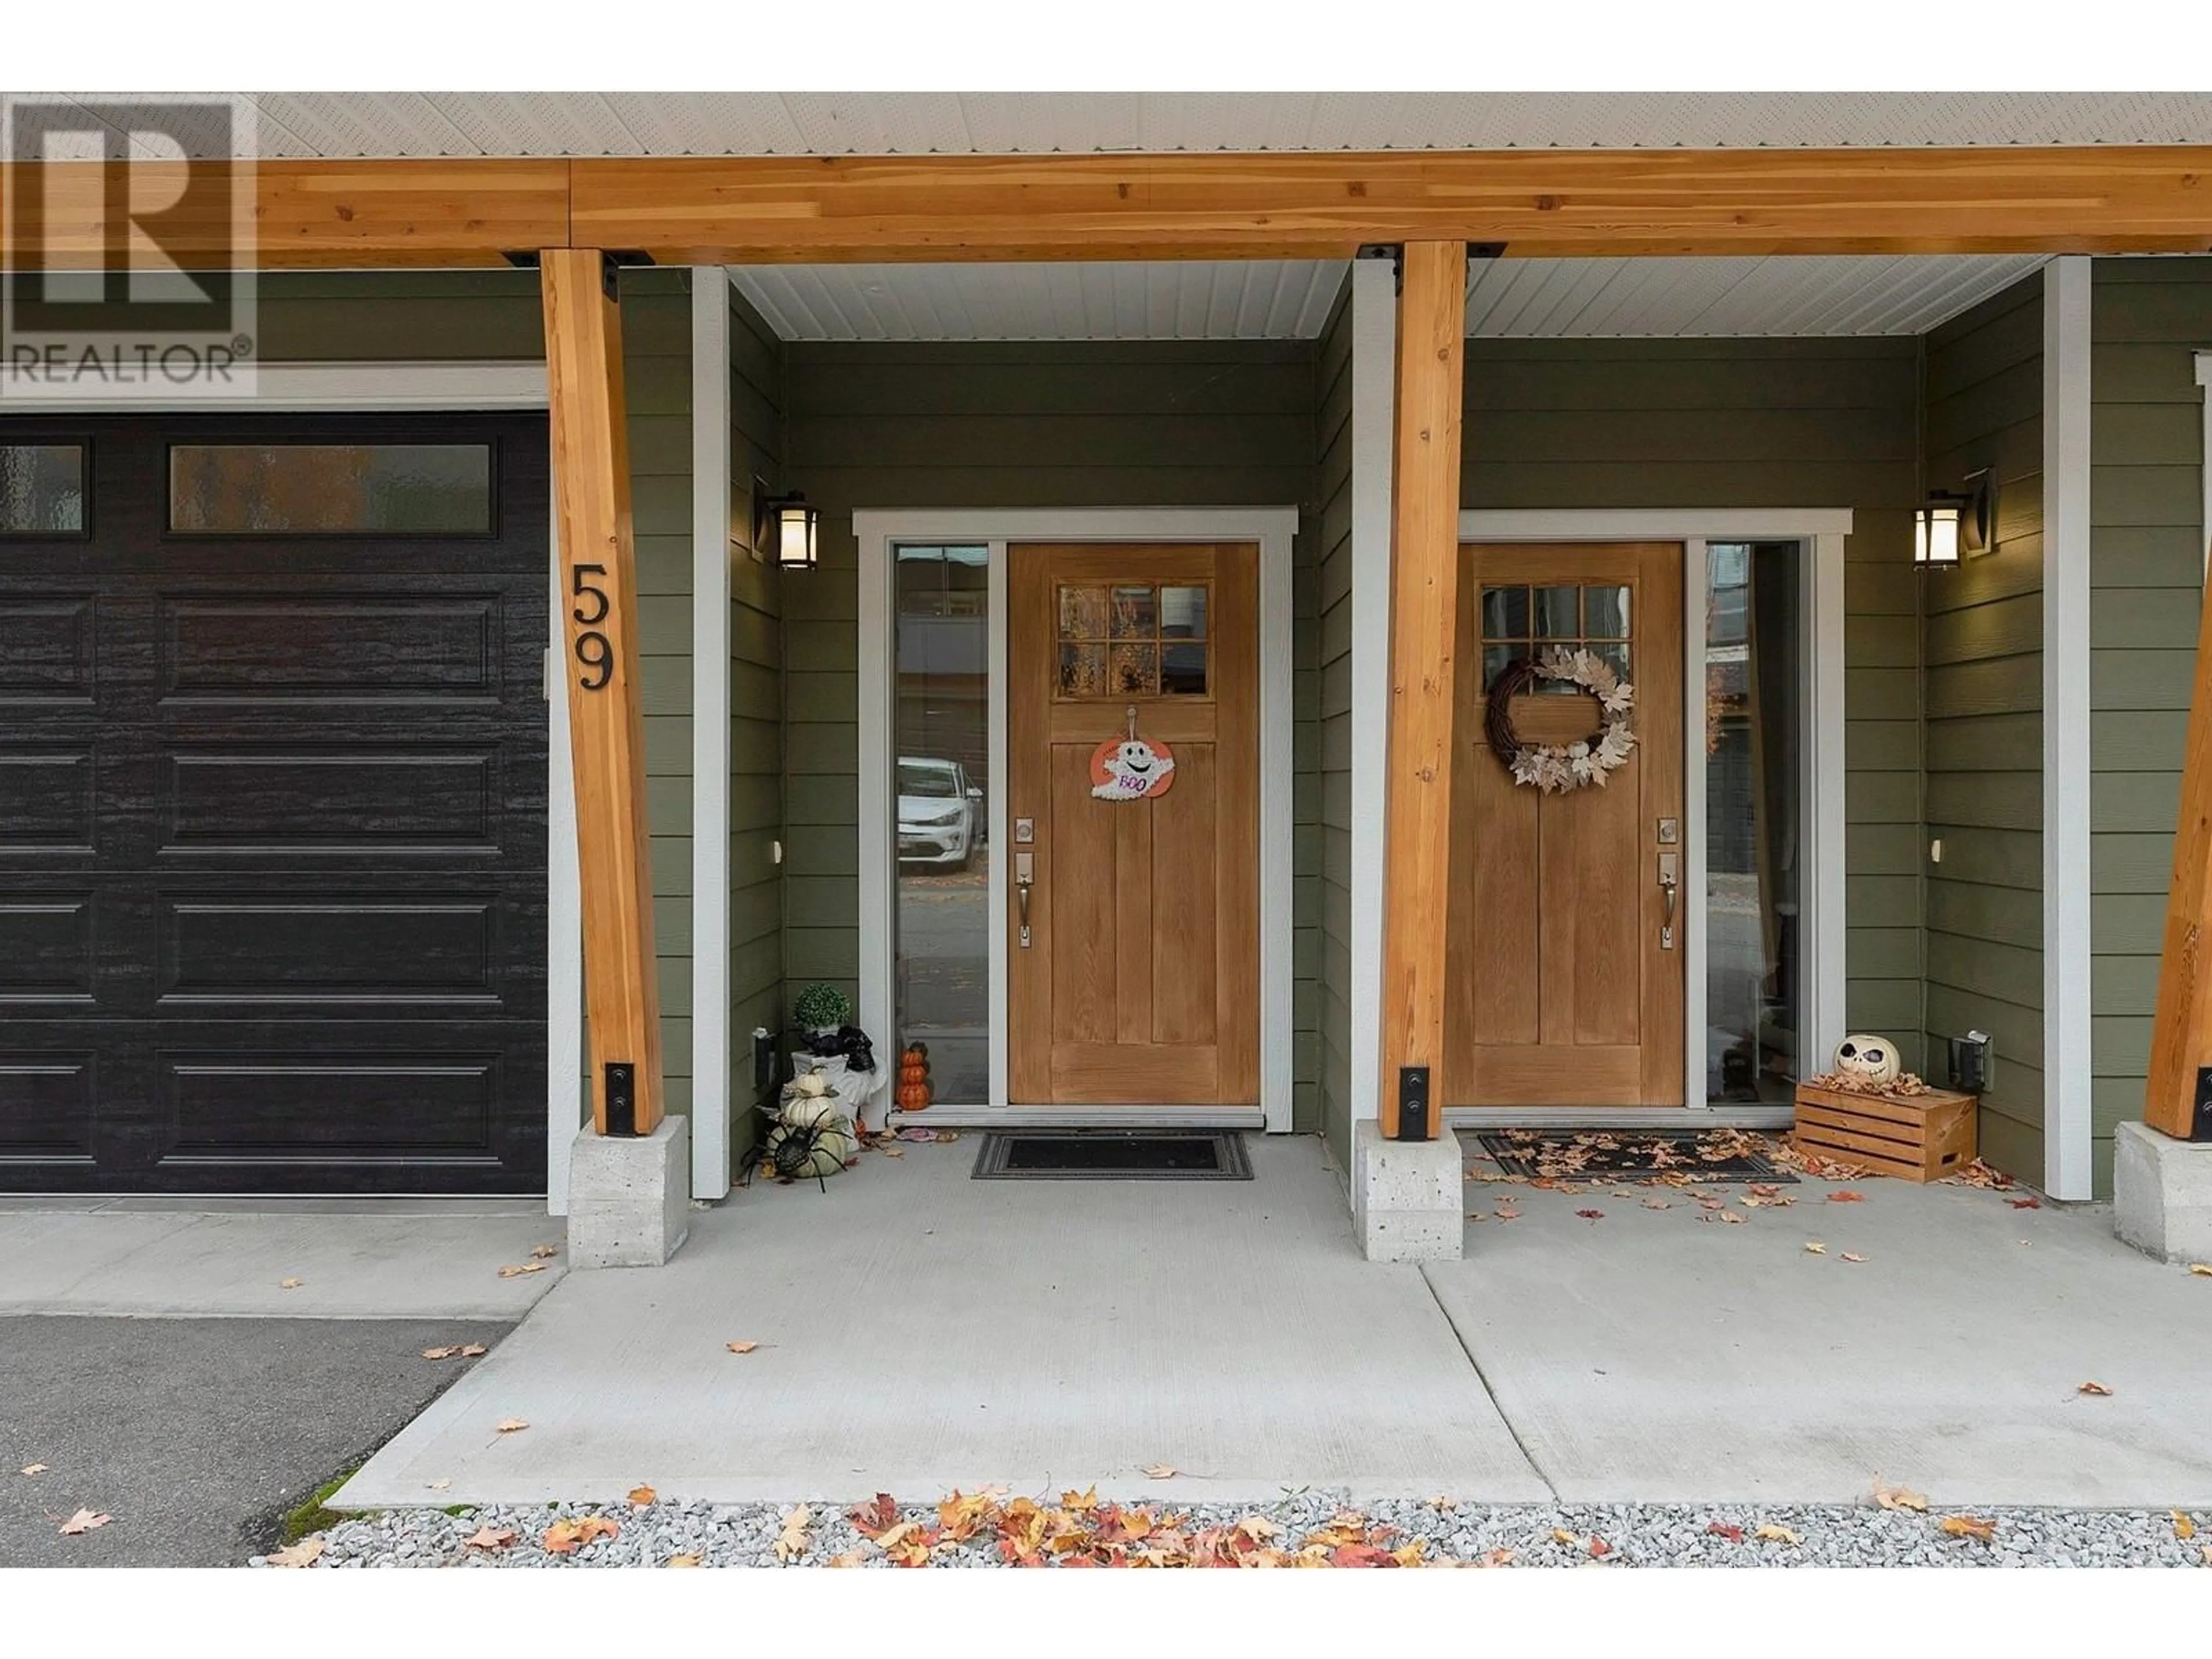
[1755,1523,1801,1546]
[665,1552,703,1567]
[881,1147,905,1158]
[2190,1264,2212,1278]
[1474,1547,1516,1568]
[495,1417,529,1433]
[495,1262,548,1278]
[1940,1514,1997,1542]
[828,1548,870,1569]
[464,1525,516,1551]
[459,1343,487,1357]
[848,1493,900,1537]
[422,1345,462,1361]
[774,1505,812,1563]
[1841,1252,1868,1263]
[628,1484,657,1506]
[1641,1198,1672,1210]
[1588,1536,1613,1558]
[19,1463,47,1477]
[267,1535,324,1568]
[425,1479,452,1492]
[278,1278,303,1290]
[1141,1463,1178,1480]
[1803,1241,1827,1255]
[2172,1511,2196,1541]
[725,1340,759,1354]
[1706,1522,1745,1542]
[59,1509,111,1536]
[1827,1190,1866,1203]
[543,1516,619,1555]
[2010,1197,2042,1210]
[2078,1381,2113,1396]
[529,1243,558,1259]
[1719,1211,1747,1225]
[1426,1495,1459,1511]
[1575,1209,1605,1221]
[1873,1480,1928,1513]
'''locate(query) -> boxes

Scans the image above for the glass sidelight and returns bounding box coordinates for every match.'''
[1702,542,1803,1104]
[892,546,991,1104]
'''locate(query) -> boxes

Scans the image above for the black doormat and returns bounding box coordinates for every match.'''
[1475,1129,1796,1184]
[972,1131,1253,1181]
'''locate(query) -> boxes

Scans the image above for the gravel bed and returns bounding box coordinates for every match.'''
[259,1494,2211,1569]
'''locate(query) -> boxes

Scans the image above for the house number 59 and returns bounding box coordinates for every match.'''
[570,563,614,691]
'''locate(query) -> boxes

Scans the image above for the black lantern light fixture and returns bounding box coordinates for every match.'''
[757,489,820,571]
[1915,468,1993,571]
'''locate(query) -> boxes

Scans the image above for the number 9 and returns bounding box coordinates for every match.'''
[575,630,613,691]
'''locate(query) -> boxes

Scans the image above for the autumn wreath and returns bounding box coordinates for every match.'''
[1483,646,1638,793]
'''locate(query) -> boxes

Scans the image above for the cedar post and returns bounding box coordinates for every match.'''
[540,249,665,1137]
[1377,241,1467,1137]
[2144,536,2212,1138]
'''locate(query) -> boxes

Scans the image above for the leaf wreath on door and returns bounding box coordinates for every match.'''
[1090,706,1177,801]
[1485,646,1637,794]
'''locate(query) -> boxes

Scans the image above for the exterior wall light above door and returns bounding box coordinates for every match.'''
[1915,469,1993,570]
[758,491,820,570]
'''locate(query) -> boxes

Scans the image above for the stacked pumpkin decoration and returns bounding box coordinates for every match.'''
[896,1041,933,1113]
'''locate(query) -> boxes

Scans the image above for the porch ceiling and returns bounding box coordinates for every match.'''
[727,253,2056,342]
[119,91,2212,158]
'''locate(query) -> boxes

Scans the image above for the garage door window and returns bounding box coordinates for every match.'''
[0,444,86,535]
[168,443,494,535]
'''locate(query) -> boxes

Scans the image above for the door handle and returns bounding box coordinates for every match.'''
[1014,850,1034,949]
[1657,851,1679,951]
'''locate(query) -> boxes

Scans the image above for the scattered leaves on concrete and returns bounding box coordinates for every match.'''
[495,1417,529,1434]
[1827,1190,1866,1203]
[726,1340,759,1354]
[1141,1464,1178,1480]
[1803,1241,1827,1255]
[1706,1522,1744,1542]
[542,1516,619,1555]
[529,1243,558,1259]
[1574,1209,1605,1221]
[881,1147,905,1158]
[1641,1198,1671,1210]
[1755,1523,1801,1546]
[774,1505,812,1563]
[1494,1202,1521,1222]
[2190,1264,2212,1278]
[278,1278,303,1290]
[628,1484,657,1506]
[1841,1252,1868,1263]
[459,1343,487,1357]
[497,1262,548,1278]
[1873,1480,1928,1513]
[58,1509,111,1535]
[266,1535,325,1567]
[18,1463,47,1477]
[1940,1514,1997,1542]
[2078,1381,2113,1396]
[2010,1197,2042,1210]
[849,1493,902,1537]
[422,1345,468,1361]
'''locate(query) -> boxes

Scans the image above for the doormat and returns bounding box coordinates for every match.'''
[972,1131,1253,1181]
[1475,1129,1797,1184]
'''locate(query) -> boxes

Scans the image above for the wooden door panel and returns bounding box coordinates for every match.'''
[1009,543,1256,1106]
[1445,541,1684,1108]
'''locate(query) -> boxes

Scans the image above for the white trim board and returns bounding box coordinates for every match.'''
[2043,257,2095,1203]
[1347,257,1396,1131]
[0,359,550,411]
[0,358,585,1213]
[2196,350,2212,578]
[1456,507,1853,1109]
[853,506,1301,1133]
[689,272,734,1202]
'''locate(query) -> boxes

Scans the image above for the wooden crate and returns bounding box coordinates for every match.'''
[1791,1082,1977,1182]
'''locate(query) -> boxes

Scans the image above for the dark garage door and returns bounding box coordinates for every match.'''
[0,414,550,1193]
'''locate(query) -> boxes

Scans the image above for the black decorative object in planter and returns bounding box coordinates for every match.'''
[801,1023,877,1075]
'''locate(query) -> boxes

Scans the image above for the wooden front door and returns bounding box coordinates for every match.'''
[1446,543,1685,1107]
[1008,544,1259,1105]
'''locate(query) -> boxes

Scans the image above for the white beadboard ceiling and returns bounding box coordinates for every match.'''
[728,254,2053,341]
[40,91,2212,157]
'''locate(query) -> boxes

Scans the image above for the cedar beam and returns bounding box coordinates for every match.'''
[2144,545,2212,1139]
[541,248,664,1137]
[1377,241,1467,1138]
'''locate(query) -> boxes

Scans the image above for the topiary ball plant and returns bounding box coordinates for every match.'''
[793,981,854,1035]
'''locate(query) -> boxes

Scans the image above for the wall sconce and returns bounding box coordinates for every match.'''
[1915,469,1993,570]
[757,491,820,571]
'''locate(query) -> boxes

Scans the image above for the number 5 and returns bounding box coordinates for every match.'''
[571,562,609,626]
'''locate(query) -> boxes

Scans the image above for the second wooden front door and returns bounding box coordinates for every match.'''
[1446,542,1685,1107]
[1008,544,1259,1105]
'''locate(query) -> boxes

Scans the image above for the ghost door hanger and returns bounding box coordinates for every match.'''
[1091,707,1177,801]
[1006,541,1260,1108]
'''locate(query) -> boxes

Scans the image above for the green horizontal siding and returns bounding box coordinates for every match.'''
[2090,255,2212,1191]
[1315,287,1357,1169]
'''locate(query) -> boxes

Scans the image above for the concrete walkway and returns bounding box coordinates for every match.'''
[332,1134,2212,1512]
[0,1198,567,1319]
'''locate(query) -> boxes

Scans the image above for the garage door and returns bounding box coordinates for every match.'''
[0,414,550,1193]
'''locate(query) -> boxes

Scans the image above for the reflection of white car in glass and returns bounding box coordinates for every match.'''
[897,757,983,869]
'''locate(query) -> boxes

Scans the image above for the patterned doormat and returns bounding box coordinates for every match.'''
[972,1131,1253,1181]
[1475,1129,1797,1184]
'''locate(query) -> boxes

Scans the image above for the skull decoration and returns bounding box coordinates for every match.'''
[1832,1034,1900,1088]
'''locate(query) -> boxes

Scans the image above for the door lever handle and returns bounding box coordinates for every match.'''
[1014,850,1034,949]
[1657,851,1679,950]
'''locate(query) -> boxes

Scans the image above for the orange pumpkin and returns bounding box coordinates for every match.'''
[896,1078,931,1112]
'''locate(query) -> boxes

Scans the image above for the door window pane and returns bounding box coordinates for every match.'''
[1704,541,1802,1105]
[1535,584,1579,638]
[1480,585,1529,639]
[895,544,991,1105]
[1160,586,1207,638]
[1054,581,1207,699]
[169,444,493,534]
[1583,585,1631,638]
[0,444,85,535]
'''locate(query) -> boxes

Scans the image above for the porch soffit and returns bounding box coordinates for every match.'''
[92,92,2212,159]
[726,254,2059,342]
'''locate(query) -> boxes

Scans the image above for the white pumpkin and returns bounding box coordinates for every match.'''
[791,1068,831,1099]
[1832,1033,1901,1088]
[763,1118,857,1179]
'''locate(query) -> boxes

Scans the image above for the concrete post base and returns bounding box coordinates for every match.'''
[567,1117,691,1268]
[1351,1120,1464,1262]
[2114,1119,2212,1265]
